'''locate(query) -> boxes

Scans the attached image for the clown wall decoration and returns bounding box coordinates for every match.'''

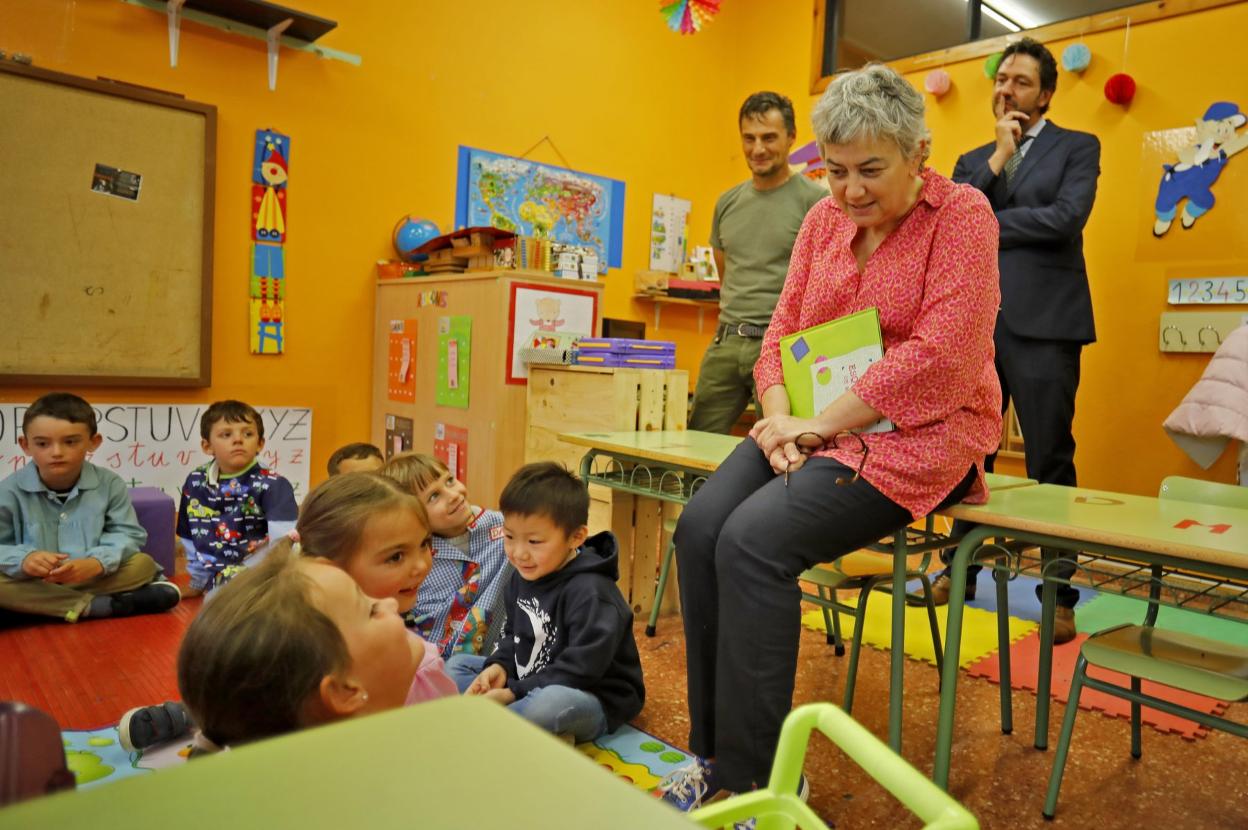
[1153,102,1247,236]
[250,130,290,354]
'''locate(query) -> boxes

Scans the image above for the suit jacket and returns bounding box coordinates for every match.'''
[953,122,1100,344]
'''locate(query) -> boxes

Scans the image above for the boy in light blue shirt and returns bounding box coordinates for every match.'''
[0,393,180,623]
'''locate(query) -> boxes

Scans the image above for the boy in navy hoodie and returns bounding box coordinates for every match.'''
[445,462,644,743]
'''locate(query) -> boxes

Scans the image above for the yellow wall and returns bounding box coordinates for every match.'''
[0,0,799,481]
[3,0,1244,493]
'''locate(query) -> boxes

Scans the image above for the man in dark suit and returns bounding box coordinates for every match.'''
[942,37,1100,643]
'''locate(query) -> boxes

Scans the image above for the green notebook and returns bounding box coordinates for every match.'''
[778,307,893,432]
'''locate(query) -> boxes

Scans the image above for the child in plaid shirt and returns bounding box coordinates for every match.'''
[382,453,511,660]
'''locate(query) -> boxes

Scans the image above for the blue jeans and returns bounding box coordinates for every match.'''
[444,653,608,743]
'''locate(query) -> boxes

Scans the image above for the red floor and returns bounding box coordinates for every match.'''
[0,598,200,729]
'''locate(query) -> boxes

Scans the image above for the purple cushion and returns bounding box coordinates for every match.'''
[128,487,176,576]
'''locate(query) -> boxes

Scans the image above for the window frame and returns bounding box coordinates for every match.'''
[810,0,1242,94]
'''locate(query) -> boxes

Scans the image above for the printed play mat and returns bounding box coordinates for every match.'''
[62,721,695,796]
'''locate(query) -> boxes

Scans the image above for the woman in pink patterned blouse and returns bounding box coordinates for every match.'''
[666,64,1003,804]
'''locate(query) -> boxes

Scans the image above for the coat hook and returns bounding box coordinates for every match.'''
[1161,325,1186,346]
[1198,326,1222,347]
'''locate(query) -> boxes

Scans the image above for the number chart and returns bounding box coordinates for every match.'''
[1167,277,1248,305]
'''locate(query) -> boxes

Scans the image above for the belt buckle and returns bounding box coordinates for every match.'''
[735,323,750,337]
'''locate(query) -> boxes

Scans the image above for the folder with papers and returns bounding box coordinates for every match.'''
[778,308,893,433]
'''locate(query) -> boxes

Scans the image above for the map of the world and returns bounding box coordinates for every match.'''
[455,146,625,272]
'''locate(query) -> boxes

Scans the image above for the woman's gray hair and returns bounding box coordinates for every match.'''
[811,63,931,165]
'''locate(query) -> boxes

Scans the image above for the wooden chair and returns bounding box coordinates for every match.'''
[1042,476,1248,819]
[0,701,75,806]
[689,703,978,830]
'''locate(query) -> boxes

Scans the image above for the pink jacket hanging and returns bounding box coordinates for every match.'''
[1163,324,1248,468]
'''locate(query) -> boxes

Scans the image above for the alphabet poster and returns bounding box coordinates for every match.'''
[0,403,312,500]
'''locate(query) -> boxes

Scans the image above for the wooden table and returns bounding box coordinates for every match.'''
[558,430,1036,754]
[0,697,697,829]
[934,484,1248,789]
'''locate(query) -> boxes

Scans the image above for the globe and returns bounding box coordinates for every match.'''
[393,216,440,262]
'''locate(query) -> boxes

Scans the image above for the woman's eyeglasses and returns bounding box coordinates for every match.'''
[785,430,869,487]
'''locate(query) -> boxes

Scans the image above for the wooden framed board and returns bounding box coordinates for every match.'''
[0,62,216,386]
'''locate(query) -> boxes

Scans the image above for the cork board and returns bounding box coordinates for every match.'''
[0,63,216,386]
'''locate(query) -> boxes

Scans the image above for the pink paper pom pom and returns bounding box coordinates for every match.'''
[924,69,951,97]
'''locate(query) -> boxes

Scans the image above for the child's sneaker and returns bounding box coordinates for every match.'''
[118,701,192,752]
[111,579,181,617]
[658,759,719,811]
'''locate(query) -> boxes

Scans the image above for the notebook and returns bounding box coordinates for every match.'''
[779,307,893,433]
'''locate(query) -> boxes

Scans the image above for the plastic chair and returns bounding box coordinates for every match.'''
[1042,476,1248,819]
[688,703,978,830]
[0,701,75,806]
[648,517,947,753]
[799,537,945,717]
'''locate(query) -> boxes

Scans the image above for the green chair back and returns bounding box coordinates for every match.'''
[688,703,978,830]
[1158,475,1248,509]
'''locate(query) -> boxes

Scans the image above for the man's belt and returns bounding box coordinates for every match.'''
[718,322,768,339]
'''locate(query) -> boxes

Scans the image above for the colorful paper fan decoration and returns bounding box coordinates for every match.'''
[1061,43,1091,73]
[924,69,952,97]
[661,0,720,35]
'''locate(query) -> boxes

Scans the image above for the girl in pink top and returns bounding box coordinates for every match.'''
[125,474,456,754]
[667,64,1002,803]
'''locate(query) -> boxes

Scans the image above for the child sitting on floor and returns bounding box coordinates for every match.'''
[0,393,180,623]
[382,452,511,660]
[445,462,645,744]
[120,472,453,751]
[176,399,298,597]
[327,442,384,475]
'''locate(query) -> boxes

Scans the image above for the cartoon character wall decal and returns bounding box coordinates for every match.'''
[1153,102,1248,236]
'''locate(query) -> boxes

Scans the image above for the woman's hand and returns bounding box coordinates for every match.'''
[750,415,826,459]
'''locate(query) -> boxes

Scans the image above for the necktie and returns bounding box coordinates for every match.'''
[1004,134,1033,184]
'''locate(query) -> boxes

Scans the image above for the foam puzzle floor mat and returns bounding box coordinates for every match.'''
[61,720,696,797]
[801,588,1037,668]
[964,629,1230,740]
[1073,591,1248,640]
[957,574,1095,622]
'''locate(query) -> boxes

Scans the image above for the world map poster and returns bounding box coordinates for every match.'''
[454,146,625,272]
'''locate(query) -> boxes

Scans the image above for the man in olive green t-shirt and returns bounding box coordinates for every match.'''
[690,91,826,434]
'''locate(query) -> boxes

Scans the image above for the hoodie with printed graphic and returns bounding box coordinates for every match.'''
[484,530,644,731]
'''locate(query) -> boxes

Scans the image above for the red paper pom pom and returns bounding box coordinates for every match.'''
[1104,73,1136,105]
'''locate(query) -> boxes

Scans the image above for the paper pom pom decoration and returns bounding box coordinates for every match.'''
[1061,43,1091,73]
[984,52,1003,79]
[1104,72,1136,105]
[661,0,720,35]
[924,69,951,97]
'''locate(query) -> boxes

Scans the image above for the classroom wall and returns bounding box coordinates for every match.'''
[3,1,1243,494]
[0,0,776,482]
[709,0,1247,494]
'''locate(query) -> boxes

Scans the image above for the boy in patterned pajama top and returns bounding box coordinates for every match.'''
[177,400,297,596]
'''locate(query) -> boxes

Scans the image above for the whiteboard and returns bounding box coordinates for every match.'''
[0,403,312,501]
